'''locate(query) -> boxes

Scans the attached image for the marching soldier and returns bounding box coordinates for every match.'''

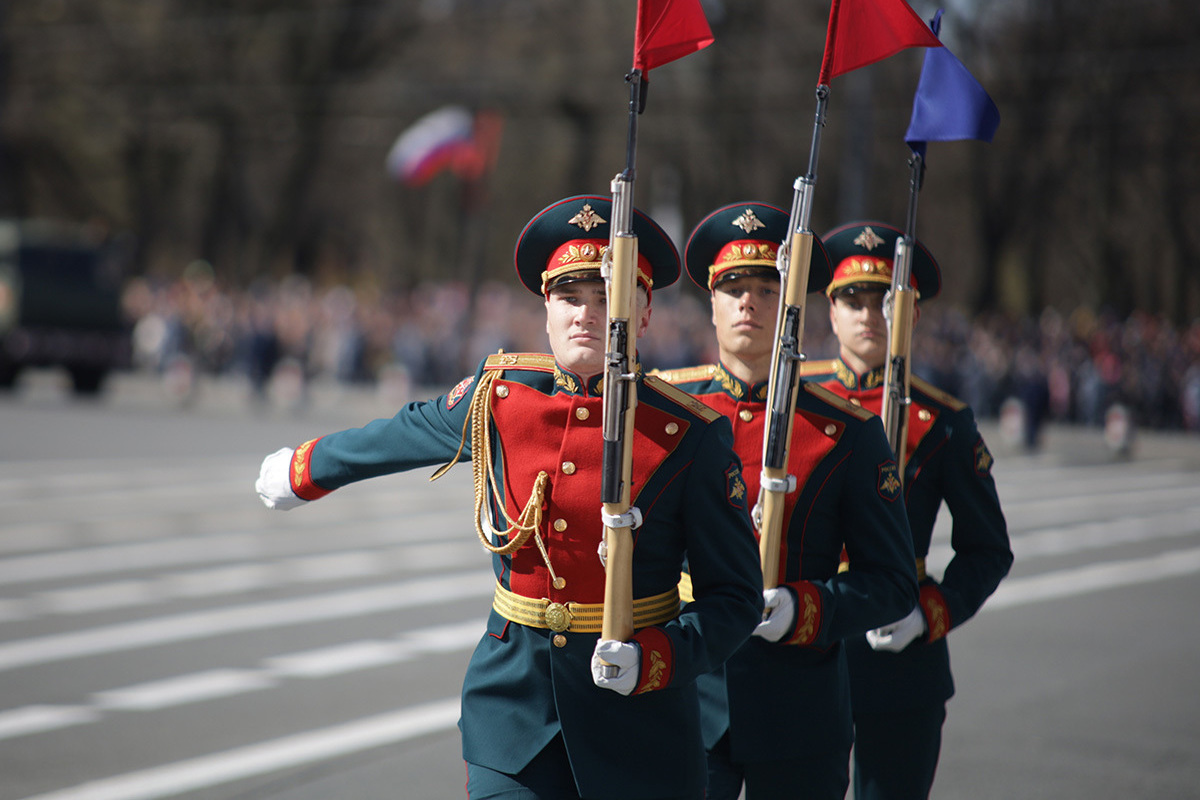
[654,202,919,799]
[255,196,764,800]
[804,220,1013,800]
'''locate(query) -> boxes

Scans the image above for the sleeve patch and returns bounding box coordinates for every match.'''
[786,581,823,646]
[920,583,951,641]
[974,438,995,477]
[725,462,747,510]
[446,376,474,410]
[290,438,333,501]
[632,626,674,694]
[877,460,902,502]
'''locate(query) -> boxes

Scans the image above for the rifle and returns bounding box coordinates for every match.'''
[879,154,924,476]
[755,87,828,589]
[599,69,644,649]
[599,0,712,661]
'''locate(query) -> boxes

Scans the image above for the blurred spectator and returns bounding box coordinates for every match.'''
[118,272,1200,433]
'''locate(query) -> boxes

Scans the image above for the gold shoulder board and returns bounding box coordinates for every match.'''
[799,358,838,377]
[644,375,722,423]
[911,376,968,411]
[804,382,874,421]
[483,352,557,373]
[649,363,718,385]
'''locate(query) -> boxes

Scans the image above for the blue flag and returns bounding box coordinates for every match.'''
[904,10,1000,157]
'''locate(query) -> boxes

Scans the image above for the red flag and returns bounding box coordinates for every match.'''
[819,0,942,85]
[633,0,714,74]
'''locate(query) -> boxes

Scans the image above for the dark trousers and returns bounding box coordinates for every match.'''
[852,705,947,800]
[706,730,851,800]
[466,734,702,800]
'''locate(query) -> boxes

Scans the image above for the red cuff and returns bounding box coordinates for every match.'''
[785,581,823,646]
[631,626,674,694]
[920,583,951,642]
[290,438,333,501]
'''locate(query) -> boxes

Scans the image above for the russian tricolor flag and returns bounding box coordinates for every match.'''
[386,106,488,186]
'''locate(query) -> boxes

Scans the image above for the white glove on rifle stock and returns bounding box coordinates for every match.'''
[256,447,306,510]
[866,605,926,652]
[753,586,796,642]
[591,639,640,696]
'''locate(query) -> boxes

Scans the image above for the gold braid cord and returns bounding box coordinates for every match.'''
[432,369,549,557]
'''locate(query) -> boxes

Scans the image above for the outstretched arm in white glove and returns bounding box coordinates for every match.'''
[866,605,926,652]
[752,586,796,642]
[256,447,306,510]
[591,639,640,696]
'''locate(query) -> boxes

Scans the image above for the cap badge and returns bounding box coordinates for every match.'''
[559,242,603,263]
[731,209,766,234]
[853,226,886,251]
[568,204,606,232]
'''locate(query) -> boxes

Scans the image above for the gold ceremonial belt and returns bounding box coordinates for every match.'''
[492,581,680,634]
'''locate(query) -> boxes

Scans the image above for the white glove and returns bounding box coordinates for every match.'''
[753,586,796,642]
[866,605,927,652]
[256,447,306,510]
[591,639,640,696]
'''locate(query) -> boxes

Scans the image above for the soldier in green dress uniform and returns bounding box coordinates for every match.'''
[255,196,764,800]
[653,202,919,800]
[802,220,1013,800]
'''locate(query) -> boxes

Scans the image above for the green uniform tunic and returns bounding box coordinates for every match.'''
[288,352,764,800]
[804,357,1013,799]
[655,363,918,771]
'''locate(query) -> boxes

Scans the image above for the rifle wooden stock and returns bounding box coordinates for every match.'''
[600,201,638,644]
[757,228,814,589]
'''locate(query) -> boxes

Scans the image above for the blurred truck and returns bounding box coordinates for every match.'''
[0,219,131,394]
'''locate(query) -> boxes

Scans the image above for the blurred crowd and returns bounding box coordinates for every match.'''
[121,263,1200,436]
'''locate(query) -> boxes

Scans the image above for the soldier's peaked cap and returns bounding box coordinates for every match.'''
[513,195,680,297]
[684,202,831,293]
[821,220,941,301]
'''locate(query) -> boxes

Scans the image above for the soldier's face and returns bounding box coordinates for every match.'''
[545,282,651,379]
[829,290,888,371]
[711,275,779,366]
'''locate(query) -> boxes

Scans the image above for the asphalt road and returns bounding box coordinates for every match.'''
[1,371,1199,799]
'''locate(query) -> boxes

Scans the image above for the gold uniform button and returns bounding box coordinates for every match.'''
[849,397,861,406]
[918,409,932,422]
[739,409,754,422]
[825,424,837,436]
[562,461,576,475]
[553,577,566,590]
[665,422,679,435]
[575,407,590,420]
[553,518,568,532]
[553,634,567,648]
[495,385,509,398]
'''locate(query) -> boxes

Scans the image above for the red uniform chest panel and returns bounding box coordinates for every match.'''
[694,391,842,539]
[819,383,938,462]
[489,379,687,603]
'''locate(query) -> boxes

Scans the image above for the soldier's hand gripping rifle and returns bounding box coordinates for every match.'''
[755,89,829,589]
[879,154,924,476]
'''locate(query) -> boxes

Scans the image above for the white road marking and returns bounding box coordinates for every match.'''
[0,705,100,741]
[0,570,492,673]
[14,698,461,800]
[92,670,279,712]
[0,620,480,744]
[263,640,411,679]
[986,545,1200,610]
